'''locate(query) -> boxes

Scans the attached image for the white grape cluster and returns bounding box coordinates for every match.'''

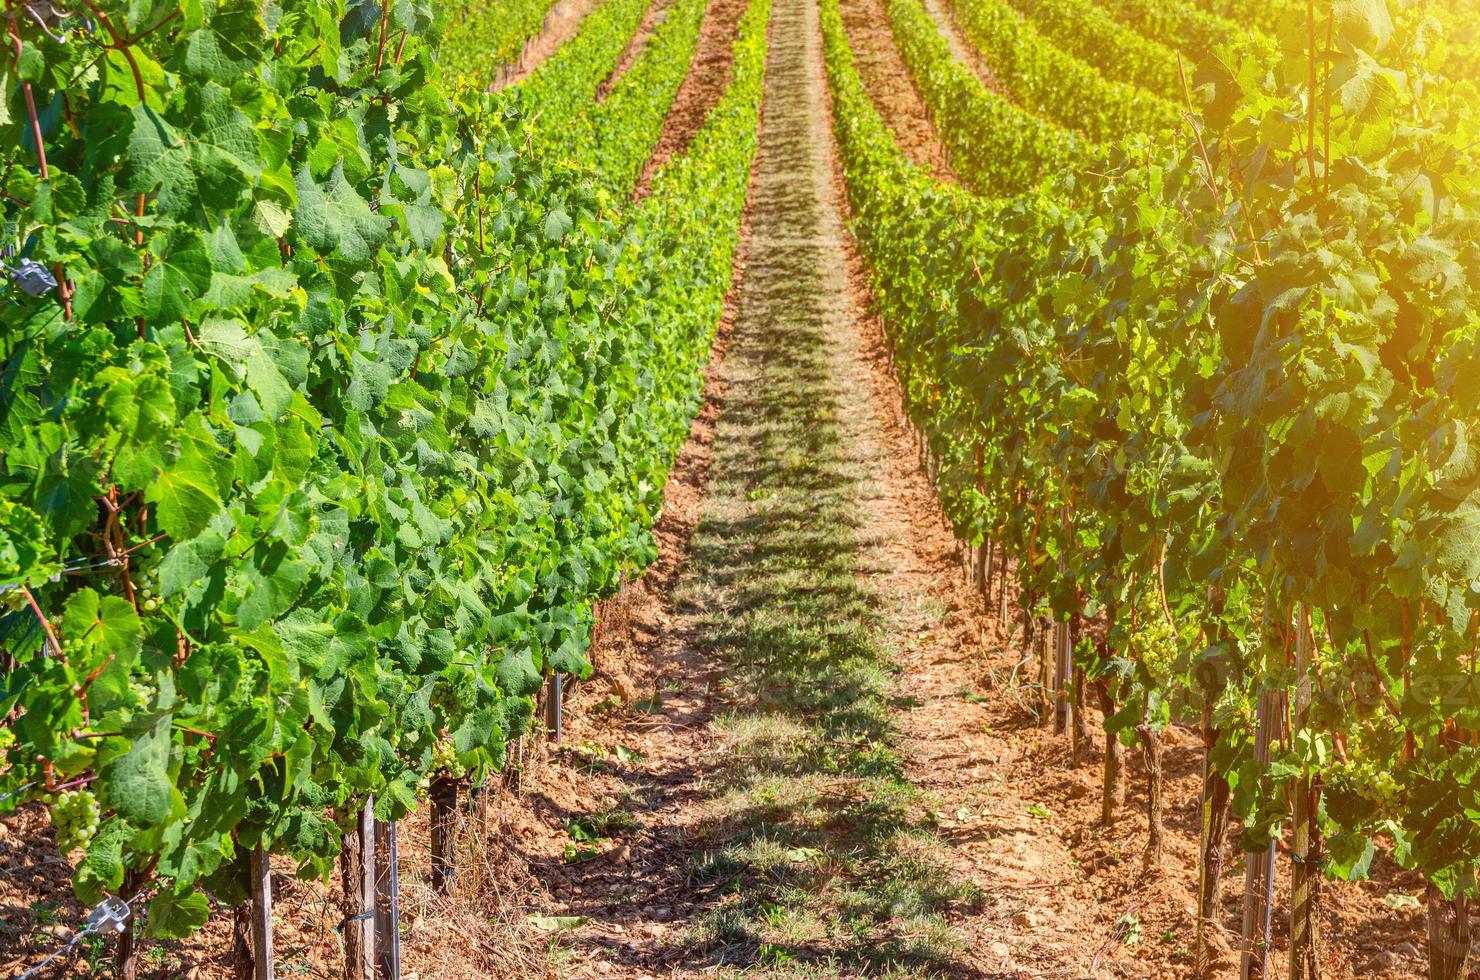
[48,788,101,854]
[135,565,162,612]
[429,738,467,779]
[1130,595,1179,670]
[1335,763,1403,810]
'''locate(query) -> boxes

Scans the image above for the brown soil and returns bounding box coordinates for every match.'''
[922,0,1005,95]
[634,0,756,199]
[492,0,607,91]
[597,0,675,100]
[837,0,957,181]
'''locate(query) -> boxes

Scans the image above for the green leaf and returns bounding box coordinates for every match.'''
[495,648,543,698]
[61,589,143,664]
[143,235,212,323]
[294,164,390,262]
[128,105,197,217]
[401,202,444,248]
[73,819,130,904]
[183,0,267,82]
[159,521,229,597]
[1326,830,1376,881]
[1333,0,1392,50]
[543,207,572,243]
[528,914,588,932]
[101,720,177,827]
[197,318,294,418]
[145,423,223,541]
[145,887,211,938]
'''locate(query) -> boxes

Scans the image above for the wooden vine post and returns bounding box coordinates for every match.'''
[1288,603,1320,979]
[374,819,402,980]
[250,846,275,980]
[1196,701,1233,968]
[997,551,1010,622]
[1070,613,1091,763]
[1053,617,1072,735]
[1052,504,1072,734]
[1240,687,1281,980]
[1196,588,1234,969]
[430,776,460,894]
[342,800,376,980]
[982,541,994,603]
[1037,614,1053,727]
[1139,710,1166,870]
[1095,642,1125,825]
[544,670,564,743]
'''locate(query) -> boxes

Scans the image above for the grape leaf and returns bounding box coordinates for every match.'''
[294,164,390,262]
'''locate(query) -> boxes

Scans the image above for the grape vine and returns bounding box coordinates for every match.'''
[0,0,769,947]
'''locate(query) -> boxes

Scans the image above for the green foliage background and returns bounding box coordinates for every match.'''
[0,0,768,933]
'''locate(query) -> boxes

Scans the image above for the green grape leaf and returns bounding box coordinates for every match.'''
[294,164,390,262]
[61,589,143,664]
[143,236,213,323]
[145,887,211,938]
[543,207,572,243]
[183,0,267,82]
[495,647,543,699]
[128,105,197,217]
[159,519,229,597]
[145,427,223,541]
[73,818,131,904]
[101,720,178,827]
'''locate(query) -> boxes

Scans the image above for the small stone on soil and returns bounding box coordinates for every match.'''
[1012,908,1039,929]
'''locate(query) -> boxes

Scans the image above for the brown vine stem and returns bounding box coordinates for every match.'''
[1323,10,1332,199]
[1155,523,1176,631]
[7,11,48,179]
[6,10,72,316]
[1176,55,1217,196]
[79,2,145,102]
[124,6,180,44]
[374,0,392,75]
[20,584,64,657]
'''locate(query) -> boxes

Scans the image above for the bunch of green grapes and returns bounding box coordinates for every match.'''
[133,559,162,613]
[429,738,467,779]
[48,788,101,855]
[1331,762,1402,810]
[1129,593,1179,671]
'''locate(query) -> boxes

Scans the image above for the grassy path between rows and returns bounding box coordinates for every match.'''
[546,0,994,974]
[544,0,1115,975]
[663,0,977,970]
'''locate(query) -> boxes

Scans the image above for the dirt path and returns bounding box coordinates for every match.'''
[838,0,957,181]
[518,0,1115,975]
[493,0,606,90]
[918,0,1004,94]
[598,0,675,99]
[634,0,756,198]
